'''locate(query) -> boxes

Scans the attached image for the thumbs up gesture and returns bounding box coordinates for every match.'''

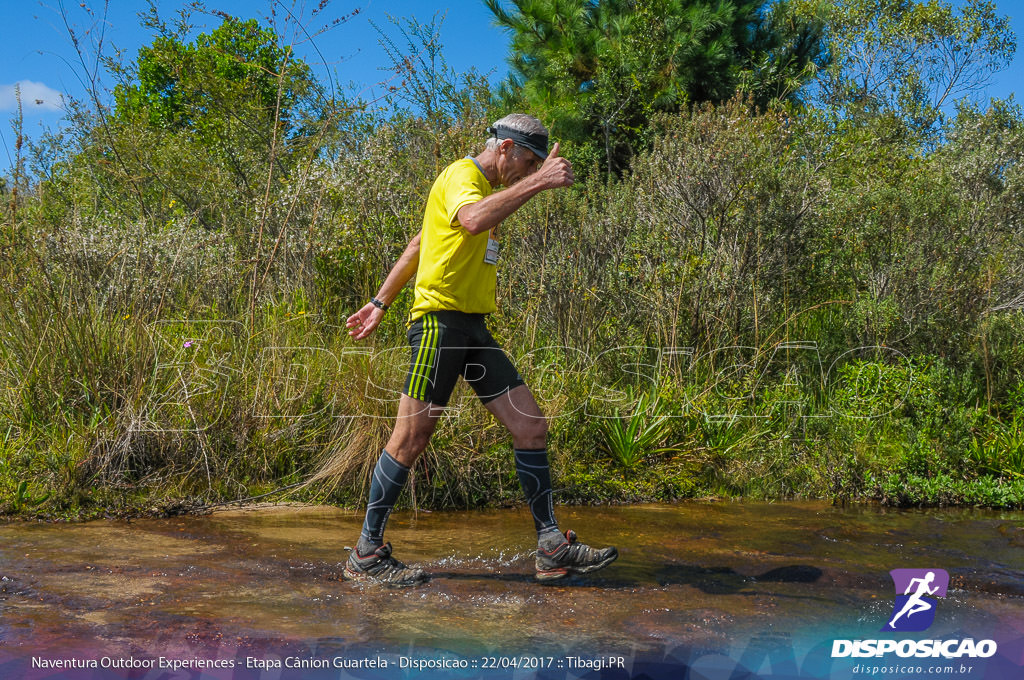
[536,142,574,189]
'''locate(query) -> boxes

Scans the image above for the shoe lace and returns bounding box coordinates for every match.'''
[548,530,603,565]
[363,544,417,579]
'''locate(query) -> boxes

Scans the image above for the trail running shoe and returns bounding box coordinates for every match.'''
[343,542,428,587]
[535,530,618,581]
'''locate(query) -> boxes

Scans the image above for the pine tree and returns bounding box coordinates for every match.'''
[486,0,827,173]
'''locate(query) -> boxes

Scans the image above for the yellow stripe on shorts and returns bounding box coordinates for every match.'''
[410,315,439,401]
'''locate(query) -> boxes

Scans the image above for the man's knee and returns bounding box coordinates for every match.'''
[512,414,548,444]
[410,426,435,453]
[387,421,435,462]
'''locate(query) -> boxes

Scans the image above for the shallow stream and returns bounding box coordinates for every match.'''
[1,502,1022,678]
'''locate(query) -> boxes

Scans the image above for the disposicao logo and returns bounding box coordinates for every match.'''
[831,568,998,660]
[883,568,949,632]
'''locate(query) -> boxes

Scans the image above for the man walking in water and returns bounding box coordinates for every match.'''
[342,114,618,586]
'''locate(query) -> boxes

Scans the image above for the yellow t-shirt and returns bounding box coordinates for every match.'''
[409,158,496,321]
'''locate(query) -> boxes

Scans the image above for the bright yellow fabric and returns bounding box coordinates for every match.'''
[410,158,495,321]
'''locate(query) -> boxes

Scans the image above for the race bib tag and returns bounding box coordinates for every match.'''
[484,237,500,265]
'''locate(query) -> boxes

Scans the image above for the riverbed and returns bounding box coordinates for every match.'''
[1,502,1022,678]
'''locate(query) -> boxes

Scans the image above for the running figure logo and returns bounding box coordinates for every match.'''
[883,569,950,632]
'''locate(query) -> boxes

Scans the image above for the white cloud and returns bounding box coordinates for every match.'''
[0,80,64,112]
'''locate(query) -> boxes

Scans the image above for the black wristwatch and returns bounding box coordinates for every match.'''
[370,297,388,312]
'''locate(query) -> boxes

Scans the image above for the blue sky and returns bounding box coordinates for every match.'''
[1,0,1021,169]
[0,0,510,166]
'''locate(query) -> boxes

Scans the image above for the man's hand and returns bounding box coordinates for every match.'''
[346,303,386,340]
[533,142,574,190]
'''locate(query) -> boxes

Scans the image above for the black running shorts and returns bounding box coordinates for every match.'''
[403,311,525,406]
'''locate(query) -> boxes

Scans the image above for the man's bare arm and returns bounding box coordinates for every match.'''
[346,231,421,340]
[375,231,421,305]
[457,142,573,235]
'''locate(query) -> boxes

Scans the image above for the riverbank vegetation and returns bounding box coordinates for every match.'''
[2,0,1023,518]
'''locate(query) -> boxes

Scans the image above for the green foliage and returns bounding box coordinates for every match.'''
[625,97,828,350]
[735,0,830,107]
[12,480,51,512]
[968,382,1024,481]
[5,2,1024,516]
[113,16,312,133]
[802,104,1019,360]
[829,358,918,420]
[31,5,355,324]
[808,0,1016,133]
[869,472,1024,507]
[486,0,827,173]
[598,389,674,470]
[970,413,1024,480]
